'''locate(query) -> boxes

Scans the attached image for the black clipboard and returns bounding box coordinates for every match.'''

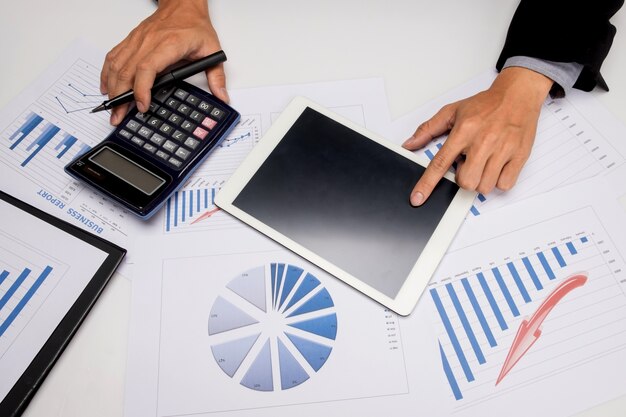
[0,190,126,417]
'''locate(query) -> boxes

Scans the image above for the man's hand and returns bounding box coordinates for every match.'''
[402,67,554,206]
[100,0,227,126]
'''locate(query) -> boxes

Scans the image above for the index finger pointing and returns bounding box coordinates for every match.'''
[410,140,461,206]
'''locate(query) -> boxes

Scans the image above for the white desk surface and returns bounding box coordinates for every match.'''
[1,1,625,416]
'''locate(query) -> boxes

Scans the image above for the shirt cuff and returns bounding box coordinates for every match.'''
[503,56,584,98]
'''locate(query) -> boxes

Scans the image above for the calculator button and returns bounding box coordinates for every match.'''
[137,126,153,139]
[156,107,171,119]
[150,133,166,146]
[165,98,181,109]
[168,157,183,168]
[126,119,141,132]
[135,112,150,122]
[118,129,133,140]
[153,85,176,103]
[198,101,213,114]
[189,110,204,122]
[201,117,217,130]
[175,147,191,160]
[167,113,183,125]
[155,150,169,161]
[147,117,163,129]
[184,137,200,149]
[131,136,145,147]
[177,103,192,116]
[163,140,178,153]
[186,95,200,105]
[149,102,159,113]
[172,130,187,142]
[159,123,174,135]
[193,127,209,140]
[173,88,189,101]
[143,143,157,153]
[210,108,225,120]
[180,120,195,132]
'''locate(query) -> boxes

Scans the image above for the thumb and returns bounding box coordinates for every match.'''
[206,64,229,103]
[402,103,457,150]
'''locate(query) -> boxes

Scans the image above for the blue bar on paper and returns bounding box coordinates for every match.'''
[189,189,194,217]
[212,188,216,205]
[196,189,201,212]
[10,113,43,149]
[477,272,507,330]
[522,257,543,290]
[551,247,566,267]
[436,143,443,149]
[506,262,531,303]
[0,270,9,287]
[0,268,31,311]
[477,194,486,202]
[181,190,186,222]
[77,143,91,157]
[446,283,485,364]
[430,288,474,382]
[270,263,277,305]
[492,267,520,316]
[0,266,52,337]
[537,251,555,280]
[165,198,172,232]
[204,188,209,208]
[274,264,285,307]
[581,236,588,243]
[439,341,463,400]
[173,191,179,227]
[566,242,577,255]
[461,278,496,347]
[470,206,480,216]
[21,124,60,167]
[55,134,77,159]
[425,149,435,160]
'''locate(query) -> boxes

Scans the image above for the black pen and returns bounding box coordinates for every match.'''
[91,50,227,113]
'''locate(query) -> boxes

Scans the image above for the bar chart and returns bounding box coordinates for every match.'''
[0,231,66,355]
[428,208,626,409]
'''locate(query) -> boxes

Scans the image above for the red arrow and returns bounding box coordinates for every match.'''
[495,272,588,386]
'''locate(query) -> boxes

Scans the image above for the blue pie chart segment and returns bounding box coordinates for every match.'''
[285,332,333,371]
[241,339,274,391]
[209,263,336,392]
[278,338,310,389]
[288,313,338,340]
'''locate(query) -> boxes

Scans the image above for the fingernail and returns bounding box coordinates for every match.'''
[221,88,230,103]
[411,191,424,206]
[402,137,414,147]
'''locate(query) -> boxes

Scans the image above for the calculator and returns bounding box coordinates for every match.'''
[65,81,240,219]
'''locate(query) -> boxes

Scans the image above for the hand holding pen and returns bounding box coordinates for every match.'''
[98,0,227,125]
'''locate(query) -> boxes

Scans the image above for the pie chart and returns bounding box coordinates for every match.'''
[209,263,337,391]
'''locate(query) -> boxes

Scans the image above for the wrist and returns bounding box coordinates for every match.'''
[494,67,553,108]
[157,0,208,15]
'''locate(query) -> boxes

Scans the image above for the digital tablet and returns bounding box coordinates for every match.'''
[216,97,475,315]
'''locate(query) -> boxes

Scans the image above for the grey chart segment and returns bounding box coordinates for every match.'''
[209,263,337,392]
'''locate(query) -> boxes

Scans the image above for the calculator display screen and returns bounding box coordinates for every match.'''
[89,147,165,195]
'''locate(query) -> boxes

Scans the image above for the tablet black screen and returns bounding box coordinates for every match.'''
[233,107,458,298]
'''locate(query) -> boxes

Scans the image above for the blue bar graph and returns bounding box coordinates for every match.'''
[0,266,53,337]
[425,149,435,160]
[21,123,61,167]
[9,112,43,149]
[165,186,221,232]
[433,236,588,401]
[54,134,77,158]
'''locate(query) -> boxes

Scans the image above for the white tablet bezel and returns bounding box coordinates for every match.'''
[216,97,476,315]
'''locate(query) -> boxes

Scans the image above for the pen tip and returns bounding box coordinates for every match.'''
[91,104,106,113]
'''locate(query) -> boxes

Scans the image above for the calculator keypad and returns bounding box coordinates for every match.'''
[116,85,229,170]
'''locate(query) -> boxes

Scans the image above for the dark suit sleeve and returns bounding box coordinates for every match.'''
[496,0,624,91]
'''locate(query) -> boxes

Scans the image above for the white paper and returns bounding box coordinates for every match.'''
[0,40,143,252]
[425,164,626,416]
[0,199,108,401]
